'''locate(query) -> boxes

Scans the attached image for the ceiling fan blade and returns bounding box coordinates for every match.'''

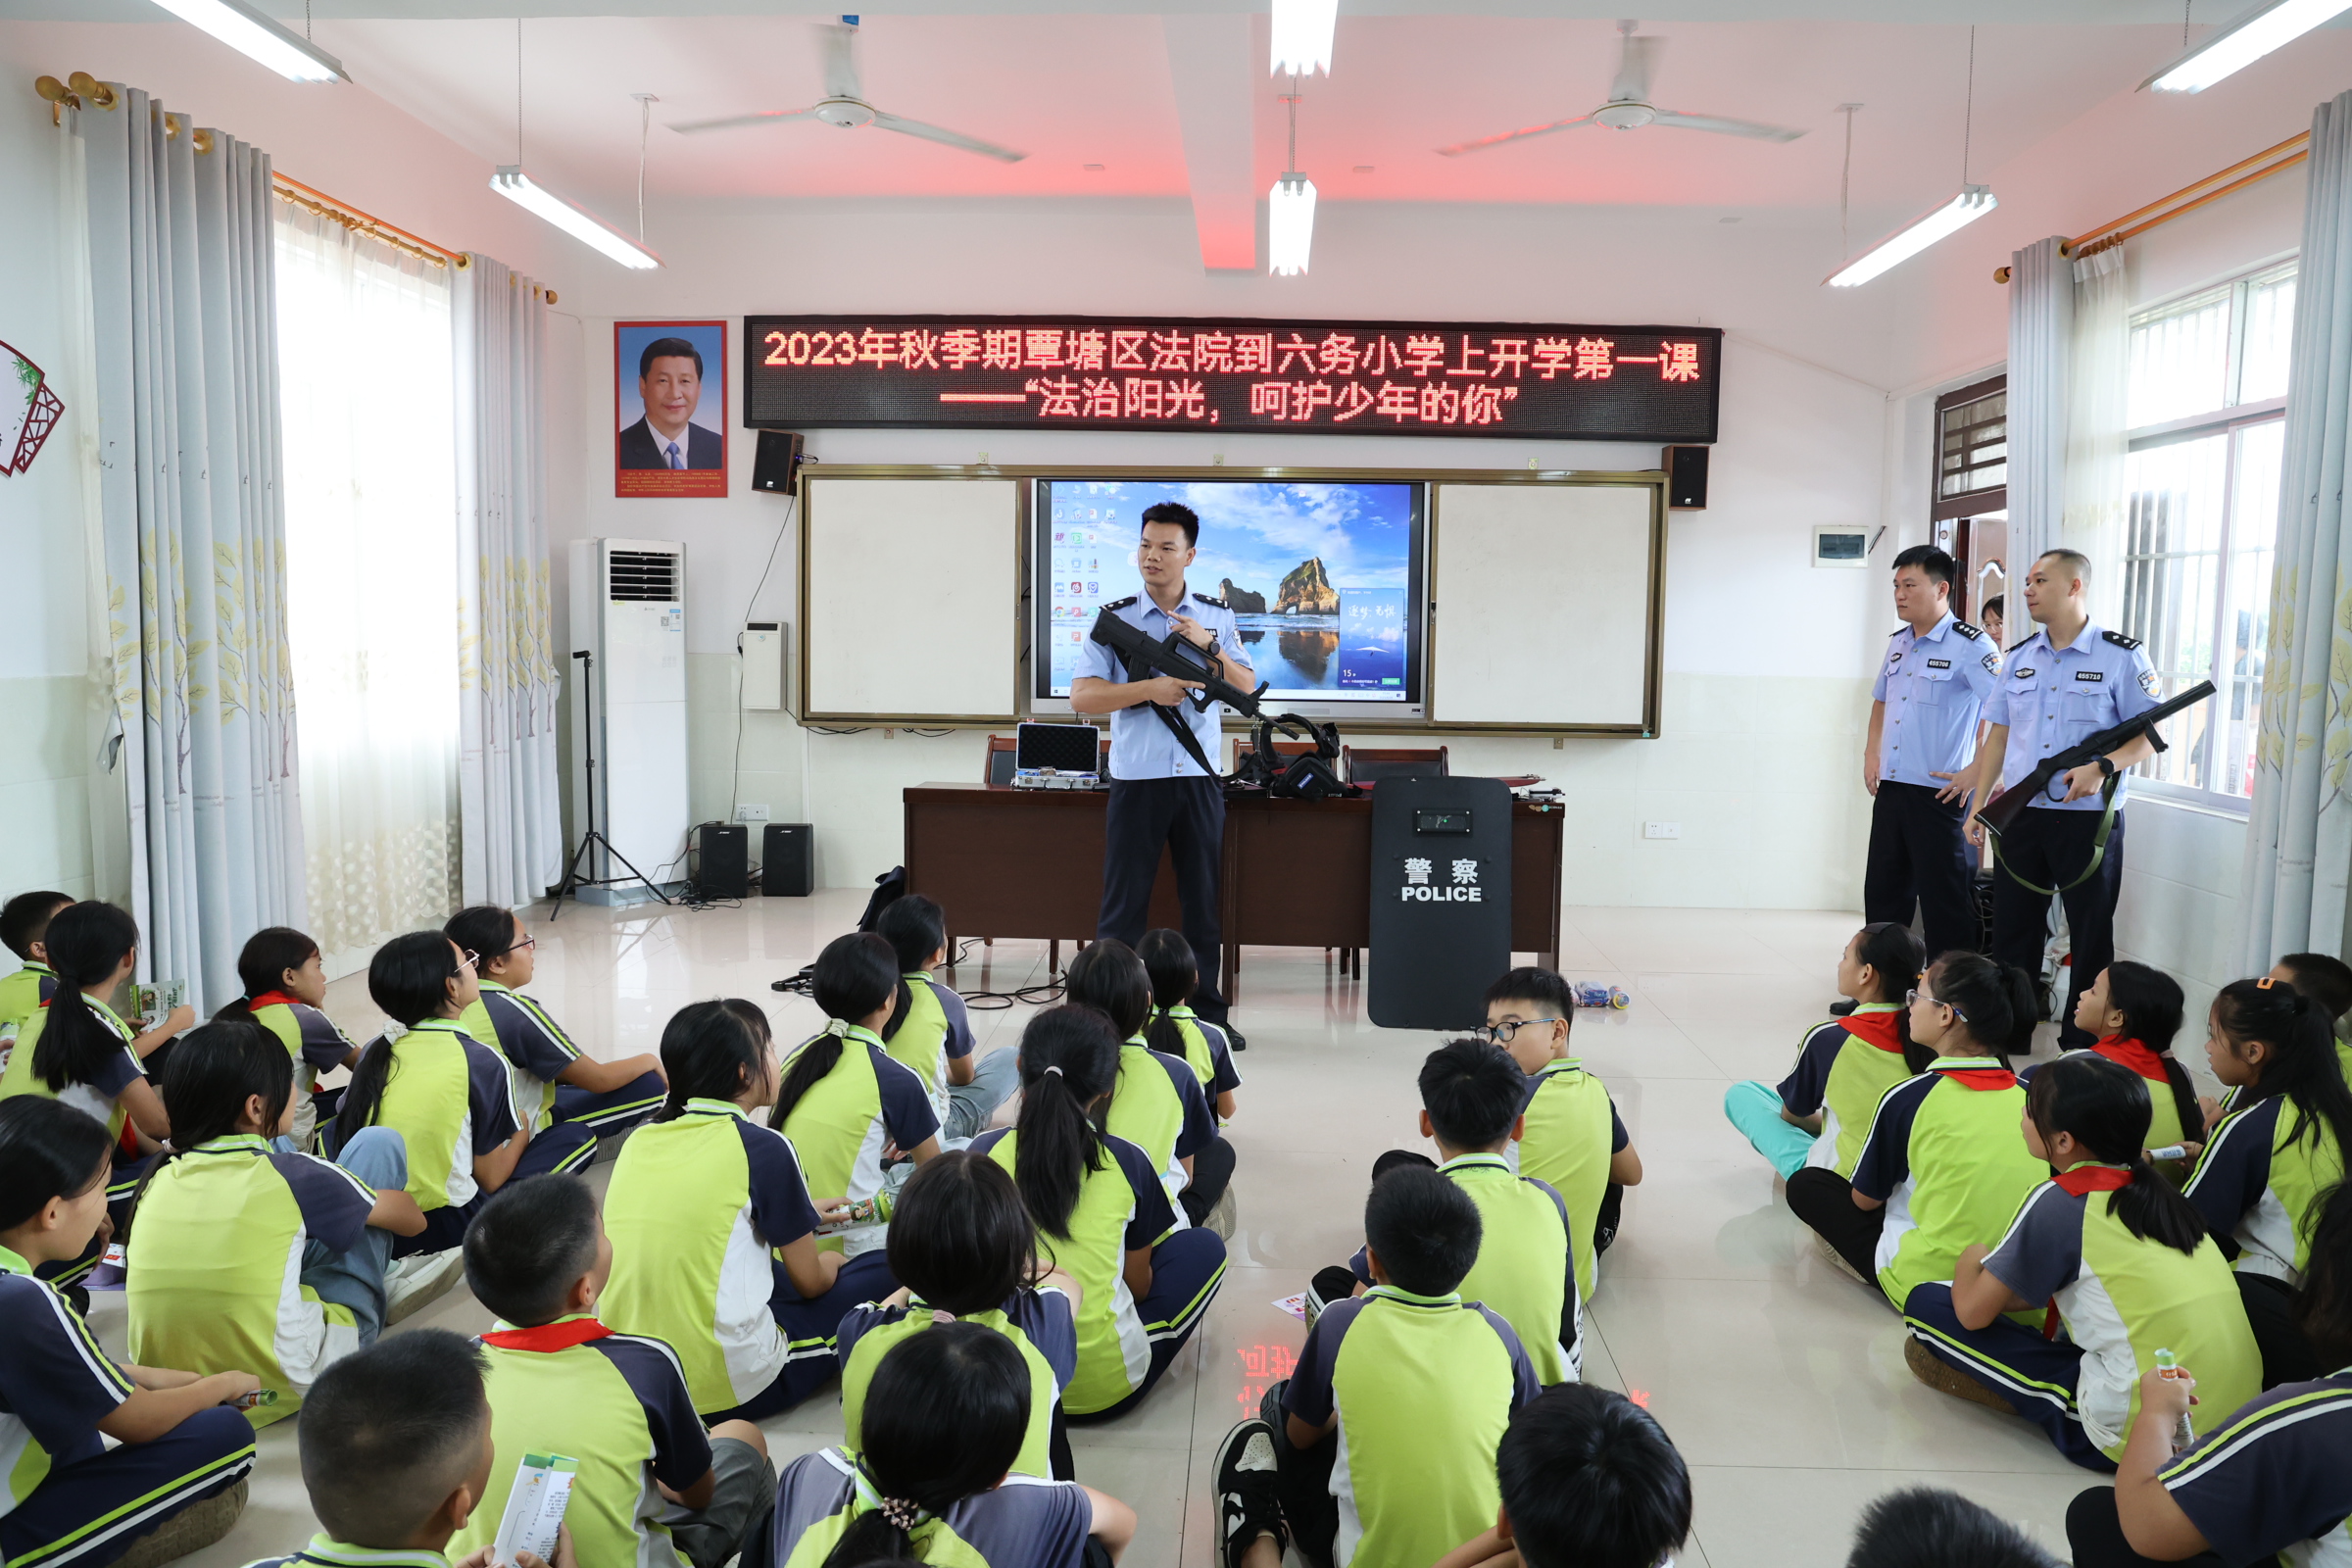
[1648,108,1806,141]
[1435,114,1597,157]
[818,22,862,101]
[869,110,1028,163]
[668,107,819,134]
[1609,33,1662,104]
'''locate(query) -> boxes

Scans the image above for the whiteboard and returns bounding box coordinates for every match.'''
[802,476,1020,721]
[1429,482,1660,730]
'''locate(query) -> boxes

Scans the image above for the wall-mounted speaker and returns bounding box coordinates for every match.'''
[1664,445,1710,511]
[753,430,805,495]
[763,822,813,896]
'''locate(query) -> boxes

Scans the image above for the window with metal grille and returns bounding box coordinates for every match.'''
[608,550,679,603]
[1936,379,2007,516]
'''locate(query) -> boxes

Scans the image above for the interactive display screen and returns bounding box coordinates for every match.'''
[746,316,1721,443]
[1034,478,1426,716]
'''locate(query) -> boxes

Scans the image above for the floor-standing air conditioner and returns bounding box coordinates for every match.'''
[567,538,688,903]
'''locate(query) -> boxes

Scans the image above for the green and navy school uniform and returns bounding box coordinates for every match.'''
[1778,1005,1913,1179]
[125,1135,377,1428]
[0,995,154,1282]
[836,1286,1077,1480]
[239,1538,451,1568]
[2184,1091,2349,1286]
[1849,1055,2048,1309]
[244,992,359,1150]
[2152,1366,2352,1566]
[2020,1036,2191,1176]
[1900,1164,2262,1469]
[1283,1285,1542,1568]
[972,1125,1224,1418]
[1508,1055,1628,1301]
[0,962,57,1072]
[450,1315,712,1568]
[351,1017,519,1256]
[776,1024,939,1258]
[460,981,663,1157]
[0,1247,256,1568]
[886,972,977,1122]
[1151,1005,1242,1103]
[1105,1038,1216,1216]
[752,1446,1094,1568]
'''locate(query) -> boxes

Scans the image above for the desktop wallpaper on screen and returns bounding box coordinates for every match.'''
[1039,479,1421,706]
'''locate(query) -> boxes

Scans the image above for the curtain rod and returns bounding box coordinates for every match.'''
[1994,131,2310,283]
[272,173,467,270]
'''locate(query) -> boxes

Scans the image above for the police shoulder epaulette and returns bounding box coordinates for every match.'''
[1102,595,1138,611]
[1192,592,1228,610]
[2101,629,2143,651]
[1952,621,1984,641]
[2006,635,2035,654]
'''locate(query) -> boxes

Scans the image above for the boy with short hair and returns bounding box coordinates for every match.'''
[453,1175,775,1568]
[0,891,72,1064]
[874,894,1017,1142]
[1429,1384,1691,1568]
[1233,1167,1540,1568]
[2271,951,2352,1085]
[1486,967,1642,1300]
[242,1328,576,1568]
[1845,1488,2058,1568]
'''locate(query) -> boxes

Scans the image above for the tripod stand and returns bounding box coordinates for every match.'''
[552,648,673,920]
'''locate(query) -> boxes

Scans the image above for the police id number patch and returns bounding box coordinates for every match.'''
[1927,659,1951,669]
[2076,670,2104,682]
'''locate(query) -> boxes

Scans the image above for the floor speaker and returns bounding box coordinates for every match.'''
[752,430,804,495]
[1664,444,1710,511]
[697,823,749,899]
[763,822,814,896]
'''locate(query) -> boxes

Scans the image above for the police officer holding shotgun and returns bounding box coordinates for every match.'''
[1962,548,2160,1049]
[1071,501,1252,1033]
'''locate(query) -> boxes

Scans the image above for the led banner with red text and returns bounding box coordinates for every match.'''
[741,316,1720,443]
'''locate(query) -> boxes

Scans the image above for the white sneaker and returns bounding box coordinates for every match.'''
[385,1249,466,1325]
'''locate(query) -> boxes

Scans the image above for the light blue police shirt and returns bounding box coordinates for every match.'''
[1981,619,2160,811]
[1075,590,1245,781]
[1872,612,2001,789]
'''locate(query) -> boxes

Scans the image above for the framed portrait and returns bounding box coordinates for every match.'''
[616,319,728,497]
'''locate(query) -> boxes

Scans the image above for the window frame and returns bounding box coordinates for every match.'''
[1933,373,2008,522]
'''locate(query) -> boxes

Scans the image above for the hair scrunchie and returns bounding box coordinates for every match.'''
[878,1496,924,1533]
[824,1017,852,1038]
[1042,1064,1063,1078]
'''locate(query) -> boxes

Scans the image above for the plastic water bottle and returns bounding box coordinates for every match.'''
[2152,1348,2196,1452]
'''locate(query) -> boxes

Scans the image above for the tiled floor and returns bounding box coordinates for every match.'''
[93,893,2097,1568]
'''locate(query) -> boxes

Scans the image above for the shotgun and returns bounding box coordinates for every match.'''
[1977,679,2216,841]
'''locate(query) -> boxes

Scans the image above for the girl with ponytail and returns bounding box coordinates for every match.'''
[970,1006,1226,1420]
[1788,951,2047,1309]
[329,932,528,1258]
[1137,928,1241,1120]
[1729,921,1924,1183]
[214,926,361,1150]
[754,1325,1135,1568]
[769,933,942,1261]
[1902,1053,2261,1468]
[2034,961,2202,1178]
[1064,939,1225,1230]
[123,1021,425,1425]
[2185,974,2352,1386]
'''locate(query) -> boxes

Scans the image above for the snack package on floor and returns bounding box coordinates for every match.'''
[1571,982,1631,1010]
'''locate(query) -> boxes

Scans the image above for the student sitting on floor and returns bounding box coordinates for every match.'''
[124,1021,425,1427]
[1415,1385,1690,1568]
[447,905,667,1176]
[2026,962,2202,1181]
[1064,939,1230,1232]
[453,1174,776,1568]
[213,926,362,1152]
[1726,922,1926,1185]
[602,999,888,1422]
[1485,966,1642,1300]
[0,889,72,1059]
[241,1329,575,1568]
[1259,1165,1541,1568]
[973,1005,1224,1422]
[328,932,527,1263]
[1139,927,1242,1122]
[1788,952,2048,1305]
[2270,949,2352,1079]
[2065,1179,2352,1568]
[748,1324,1136,1568]
[773,932,942,1257]
[0,901,181,1293]
[0,1098,258,1568]
[875,895,1018,1144]
[2183,974,2352,1389]
[836,1150,1082,1482]
[1846,1489,2060,1568]
[1900,1053,2260,1473]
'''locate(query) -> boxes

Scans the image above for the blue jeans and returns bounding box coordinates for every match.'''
[943,1048,1021,1144]
[1723,1080,1818,1181]
[302,1125,404,1343]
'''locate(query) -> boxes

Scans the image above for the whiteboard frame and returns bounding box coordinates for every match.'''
[793,463,1666,735]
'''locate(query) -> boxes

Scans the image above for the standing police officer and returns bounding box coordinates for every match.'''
[1963,549,2160,1049]
[1864,545,1999,965]
[1071,502,1252,1030]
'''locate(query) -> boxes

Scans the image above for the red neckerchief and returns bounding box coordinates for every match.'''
[2090,1035,2170,1085]
[1936,1065,2018,1091]
[1840,1009,1905,1054]
[479,1318,613,1352]
[2051,1164,2133,1197]
[249,991,302,1011]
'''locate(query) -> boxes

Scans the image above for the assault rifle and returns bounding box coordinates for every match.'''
[1088,607,1269,720]
[1976,679,2214,893]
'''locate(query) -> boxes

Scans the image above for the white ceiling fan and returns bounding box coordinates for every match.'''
[1438,20,1806,157]
[668,17,1027,164]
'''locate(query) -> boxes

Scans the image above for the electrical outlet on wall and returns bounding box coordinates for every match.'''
[735,804,771,823]
[1642,821,1681,840]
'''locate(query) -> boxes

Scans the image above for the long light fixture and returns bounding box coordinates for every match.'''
[146,0,348,83]
[1268,81,1317,276]
[1271,0,1337,77]
[2141,0,2352,93]
[490,168,662,270]
[1826,185,1997,287]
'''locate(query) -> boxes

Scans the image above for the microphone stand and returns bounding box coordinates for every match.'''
[551,648,672,920]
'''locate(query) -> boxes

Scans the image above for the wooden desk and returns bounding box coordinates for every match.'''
[903,783,1564,1001]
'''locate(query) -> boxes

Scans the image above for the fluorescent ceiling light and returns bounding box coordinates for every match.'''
[1824,184,1996,288]
[490,167,662,270]
[147,0,348,83]
[2142,0,2352,93]
[1269,172,1317,276]
[1271,0,1337,76]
